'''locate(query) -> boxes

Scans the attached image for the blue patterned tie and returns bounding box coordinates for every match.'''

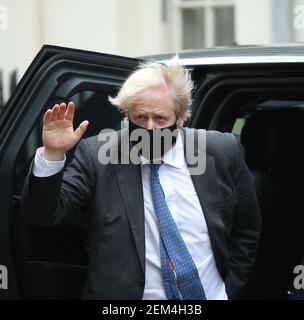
[150,163,207,300]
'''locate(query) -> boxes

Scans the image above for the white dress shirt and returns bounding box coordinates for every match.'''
[32,133,227,300]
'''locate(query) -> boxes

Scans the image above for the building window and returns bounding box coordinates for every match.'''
[175,0,235,49]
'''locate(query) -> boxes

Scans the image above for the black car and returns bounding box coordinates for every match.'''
[1,45,304,300]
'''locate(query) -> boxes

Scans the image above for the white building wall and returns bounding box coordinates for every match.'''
[0,0,166,102]
[119,0,164,57]
[235,0,272,45]
[0,0,41,102]
[42,0,165,57]
[1,0,300,104]
[41,0,120,54]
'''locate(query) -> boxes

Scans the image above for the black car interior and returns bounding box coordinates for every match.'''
[188,64,304,299]
[197,95,304,299]
[240,109,304,299]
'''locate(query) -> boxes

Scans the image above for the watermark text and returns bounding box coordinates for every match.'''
[0,4,8,30]
[97,124,206,175]
[0,265,8,290]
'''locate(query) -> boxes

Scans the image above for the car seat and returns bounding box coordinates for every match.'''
[240,109,304,299]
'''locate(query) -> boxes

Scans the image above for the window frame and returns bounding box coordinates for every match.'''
[171,0,235,50]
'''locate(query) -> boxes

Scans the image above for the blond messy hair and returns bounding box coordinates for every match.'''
[108,55,194,120]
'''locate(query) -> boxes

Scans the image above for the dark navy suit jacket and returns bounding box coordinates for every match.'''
[21,128,261,299]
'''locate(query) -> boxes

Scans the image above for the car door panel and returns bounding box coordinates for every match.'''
[0,45,141,299]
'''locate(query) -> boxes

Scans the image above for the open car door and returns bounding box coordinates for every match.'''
[0,45,141,299]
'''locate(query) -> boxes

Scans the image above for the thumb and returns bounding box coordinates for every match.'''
[74,120,89,141]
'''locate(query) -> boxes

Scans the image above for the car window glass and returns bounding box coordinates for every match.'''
[231,117,245,140]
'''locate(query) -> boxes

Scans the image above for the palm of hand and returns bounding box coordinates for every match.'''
[42,102,89,157]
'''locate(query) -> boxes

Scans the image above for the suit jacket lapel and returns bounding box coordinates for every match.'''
[190,157,229,279]
[113,130,145,273]
[181,128,229,279]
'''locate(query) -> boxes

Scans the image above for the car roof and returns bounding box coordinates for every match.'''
[141,44,304,66]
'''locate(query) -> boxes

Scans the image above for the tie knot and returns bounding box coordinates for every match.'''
[150,163,162,176]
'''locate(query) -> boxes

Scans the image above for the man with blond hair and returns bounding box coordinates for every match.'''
[22,56,261,300]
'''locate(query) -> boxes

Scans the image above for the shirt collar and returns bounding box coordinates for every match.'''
[140,131,185,169]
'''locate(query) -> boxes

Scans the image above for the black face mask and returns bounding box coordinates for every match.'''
[128,119,179,162]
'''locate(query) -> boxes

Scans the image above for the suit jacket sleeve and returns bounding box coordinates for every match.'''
[21,139,95,227]
[225,136,262,299]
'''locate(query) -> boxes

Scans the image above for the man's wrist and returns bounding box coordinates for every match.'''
[43,147,65,161]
